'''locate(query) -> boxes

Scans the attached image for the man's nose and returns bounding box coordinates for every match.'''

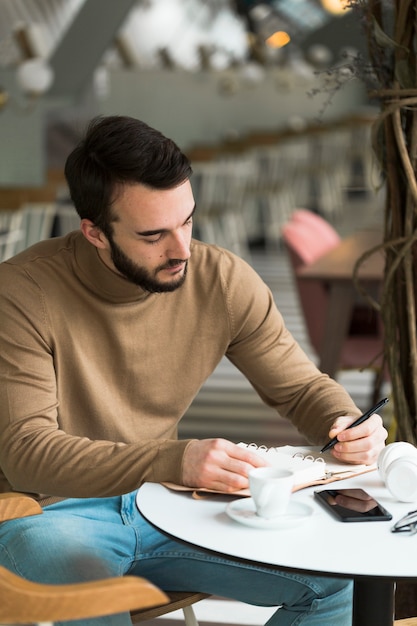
[168,229,191,259]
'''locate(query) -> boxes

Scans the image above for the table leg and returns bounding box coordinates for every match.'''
[319,283,354,377]
[352,579,394,626]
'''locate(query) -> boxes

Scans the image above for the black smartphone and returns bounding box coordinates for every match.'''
[314,488,392,522]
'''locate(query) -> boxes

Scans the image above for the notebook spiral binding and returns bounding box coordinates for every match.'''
[245,443,326,465]
[292,452,325,465]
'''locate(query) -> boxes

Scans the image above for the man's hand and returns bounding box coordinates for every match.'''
[327,413,388,465]
[182,438,268,493]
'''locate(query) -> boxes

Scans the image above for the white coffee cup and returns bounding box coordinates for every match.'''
[249,467,294,519]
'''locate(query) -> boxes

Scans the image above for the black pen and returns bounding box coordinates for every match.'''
[320,397,389,454]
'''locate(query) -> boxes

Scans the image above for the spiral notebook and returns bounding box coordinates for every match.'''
[237,443,376,490]
[161,444,377,497]
[236,443,327,488]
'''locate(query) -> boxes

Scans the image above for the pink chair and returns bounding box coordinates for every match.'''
[291,209,341,253]
[282,210,386,403]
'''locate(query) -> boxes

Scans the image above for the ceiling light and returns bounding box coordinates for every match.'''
[266,31,290,48]
[320,0,351,16]
[0,58,54,114]
[122,0,248,71]
[0,22,55,114]
[247,2,294,49]
[16,58,54,95]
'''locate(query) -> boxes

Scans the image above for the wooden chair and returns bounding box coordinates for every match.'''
[0,493,208,626]
[0,564,167,625]
[395,620,417,625]
[131,590,209,624]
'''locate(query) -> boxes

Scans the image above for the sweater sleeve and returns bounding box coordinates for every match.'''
[0,262,191,500]
[219,252,362,444]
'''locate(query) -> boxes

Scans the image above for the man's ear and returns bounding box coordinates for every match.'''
[80,219,109,249]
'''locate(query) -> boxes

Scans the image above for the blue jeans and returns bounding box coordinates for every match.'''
[0,490,352,626]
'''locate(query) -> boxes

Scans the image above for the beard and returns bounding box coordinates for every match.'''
[108,236,188,293]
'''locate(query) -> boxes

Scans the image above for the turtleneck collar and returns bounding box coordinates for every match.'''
[73,231,154,303]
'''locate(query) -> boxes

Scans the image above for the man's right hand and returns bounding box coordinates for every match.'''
[181,438,268,493]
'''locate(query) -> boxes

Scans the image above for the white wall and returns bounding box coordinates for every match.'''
[101,67,369,150]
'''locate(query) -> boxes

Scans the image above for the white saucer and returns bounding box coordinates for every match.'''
[226,498,313,529]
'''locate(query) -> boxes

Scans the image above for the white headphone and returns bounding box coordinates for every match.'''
[378,442,417,502]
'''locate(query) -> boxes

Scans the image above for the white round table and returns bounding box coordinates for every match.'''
[136,472,417,625]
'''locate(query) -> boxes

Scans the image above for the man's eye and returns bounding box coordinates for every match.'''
[144,234,163,244]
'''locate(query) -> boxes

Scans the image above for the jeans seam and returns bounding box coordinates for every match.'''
[0,542,27,579]
[138,549,328,596]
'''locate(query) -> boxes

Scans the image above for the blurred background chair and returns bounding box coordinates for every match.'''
[282,209,387,404]
[192,157,253,261]
[243,143,297,251]
[0,229,25,263]
[0,493,208,626]
[289,208,341,258]
[0,211,26,262]
[0,204,56,261]
[54,203,81,236]
[14,203,57,253]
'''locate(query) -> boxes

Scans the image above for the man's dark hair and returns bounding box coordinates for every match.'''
[64,115,193,236]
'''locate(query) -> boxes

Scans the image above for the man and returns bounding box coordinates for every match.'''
[0,115,387,625]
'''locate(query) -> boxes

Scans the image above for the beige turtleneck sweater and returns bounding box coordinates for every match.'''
[0,232,361,504]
